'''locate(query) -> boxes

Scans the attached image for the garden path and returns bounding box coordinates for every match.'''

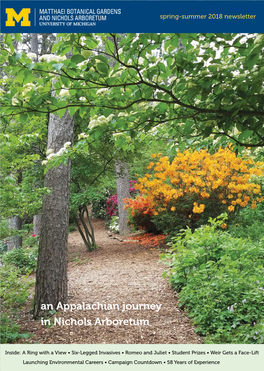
[18,218,203,344]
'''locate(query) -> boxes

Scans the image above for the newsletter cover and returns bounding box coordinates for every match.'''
[0,1,263,370]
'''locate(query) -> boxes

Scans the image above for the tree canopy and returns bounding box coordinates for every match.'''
[1,33,263,152]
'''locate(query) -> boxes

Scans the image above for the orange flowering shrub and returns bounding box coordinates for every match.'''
[124,196,159,233]
[125,147,264,233]
[122,233,166,247]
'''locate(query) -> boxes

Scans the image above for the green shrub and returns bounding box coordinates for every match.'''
[152,209,206,236]
[0,262,33,308]
[162,214,264,344]
[68,225,76,233]
[91,193,109,219]
[0,219,9,240]
[229,203,264,241]
[23,234,38,249]
[206,321,264,344]
[0,258,34,343]
[90,189,116,220]
[0,239,8,254]
[2,247,38,274]
[0,314,32,343]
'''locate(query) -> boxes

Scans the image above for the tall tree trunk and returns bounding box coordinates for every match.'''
[40,34,53,55]
[115,160,131,235]
[33,110,74,319]
[5,35,23,250]
[106,35,131,236]
[30,33,42,235]
[30,33,38,60]
[33,214,41,237]
[8,171,23,250]
[7,216,22,250]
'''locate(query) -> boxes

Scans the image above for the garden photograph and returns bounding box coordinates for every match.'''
[0,33,264,345]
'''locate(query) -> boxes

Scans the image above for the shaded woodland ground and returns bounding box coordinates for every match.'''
[16,218,202,344]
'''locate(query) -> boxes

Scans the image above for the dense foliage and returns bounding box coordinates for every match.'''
[162,214,264,344]
[0,257,34,343]
[1,33,263,150]
[2,246,38,274]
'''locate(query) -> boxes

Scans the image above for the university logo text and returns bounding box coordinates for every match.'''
[5,8,31,26]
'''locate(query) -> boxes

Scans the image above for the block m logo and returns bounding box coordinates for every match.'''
[6,8,31,26]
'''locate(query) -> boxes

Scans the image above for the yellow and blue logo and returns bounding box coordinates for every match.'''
[5,8,31,26]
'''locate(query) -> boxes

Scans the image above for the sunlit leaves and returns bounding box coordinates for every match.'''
[71,54,85,64]
[105,39,115,54]
[1,32,264,151]
[52,63,64,72]
[96,62,109,75]
[68,106,79,117]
